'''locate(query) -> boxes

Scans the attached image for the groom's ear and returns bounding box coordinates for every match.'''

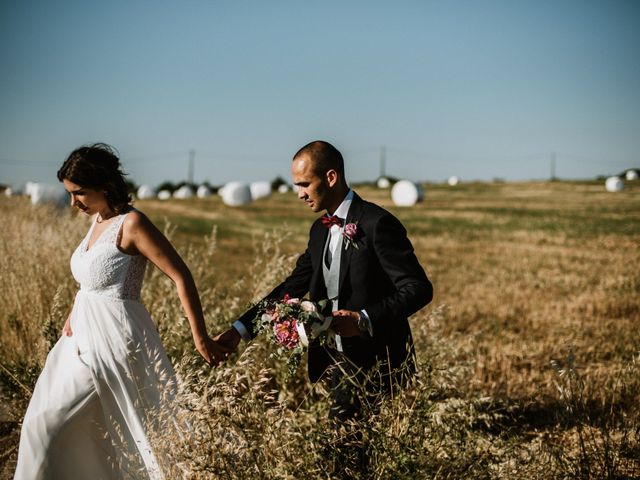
[326,169,338,187]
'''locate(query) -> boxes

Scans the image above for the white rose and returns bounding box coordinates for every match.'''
[300,300,317,313]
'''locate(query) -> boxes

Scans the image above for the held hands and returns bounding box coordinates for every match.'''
[195,335,234,367]
[330,310,361,337]
[196,328,242,366]
[213,328,242,353]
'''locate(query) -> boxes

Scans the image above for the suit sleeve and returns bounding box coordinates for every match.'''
[235,238,315,339]
[364,213,433,336]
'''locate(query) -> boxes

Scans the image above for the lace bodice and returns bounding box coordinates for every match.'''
[70,211,147,300]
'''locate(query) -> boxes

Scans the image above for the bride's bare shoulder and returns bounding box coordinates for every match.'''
[122,209,156,234]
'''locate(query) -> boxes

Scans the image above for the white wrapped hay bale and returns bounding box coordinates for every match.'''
[626,170,638,181]
[30,183,68,207]
[25,181,38,198]
[137,184,155,200]
[605,176,624,192]
[173,185,193,199]
[197,185,212,198]
[391,180,424,207]
[222,182,252,206]
[157,190,172,200]
[4,187,14,197]
[448,176,460,186]
[277,184,290,193]
[250,181,272,200]
[377,177,391,189]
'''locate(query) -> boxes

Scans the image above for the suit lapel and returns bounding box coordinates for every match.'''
[310,220,329,298]
[338,193,365,295]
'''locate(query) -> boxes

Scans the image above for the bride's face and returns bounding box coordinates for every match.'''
[62,179,109,216]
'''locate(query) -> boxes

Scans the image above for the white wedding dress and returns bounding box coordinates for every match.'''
[15,211,176,480]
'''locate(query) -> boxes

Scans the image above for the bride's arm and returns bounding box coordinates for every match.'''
[62,313,72,336]
[119,210,231,365]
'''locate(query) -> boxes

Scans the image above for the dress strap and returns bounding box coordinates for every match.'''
[107,211,131,246]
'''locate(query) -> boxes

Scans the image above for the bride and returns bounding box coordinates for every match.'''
[14,143,229,479]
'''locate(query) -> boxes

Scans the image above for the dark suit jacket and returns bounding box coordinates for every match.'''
[237,192,433,383]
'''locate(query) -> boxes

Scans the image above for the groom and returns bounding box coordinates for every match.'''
[216,140,432,419]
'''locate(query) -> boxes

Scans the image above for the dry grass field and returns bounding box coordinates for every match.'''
[1,179,639,479]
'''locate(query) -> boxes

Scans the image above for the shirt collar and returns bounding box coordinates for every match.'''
[328,189,354,221]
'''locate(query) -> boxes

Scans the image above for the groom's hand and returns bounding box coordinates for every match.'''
[214,328,242,353]
[197,335,233,366]
[330,310,361,337]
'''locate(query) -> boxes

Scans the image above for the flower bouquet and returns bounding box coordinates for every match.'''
[254,294,335,377]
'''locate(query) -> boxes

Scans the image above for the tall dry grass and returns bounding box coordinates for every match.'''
[0,198,85,373]
[1,181,639,479]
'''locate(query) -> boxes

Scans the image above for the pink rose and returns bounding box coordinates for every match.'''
[283,293,300,305]
[343,222,358,240]
[273,318,299,349]
[342,222,360,249]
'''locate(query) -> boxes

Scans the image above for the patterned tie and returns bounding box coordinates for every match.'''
[321,215,342,229]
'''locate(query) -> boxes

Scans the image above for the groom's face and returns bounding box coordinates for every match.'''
[292,156,331,213]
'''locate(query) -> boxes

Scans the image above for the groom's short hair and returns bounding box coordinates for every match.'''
[294,140,345,178]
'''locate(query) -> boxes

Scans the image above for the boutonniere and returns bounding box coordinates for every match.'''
[342,220,360,250]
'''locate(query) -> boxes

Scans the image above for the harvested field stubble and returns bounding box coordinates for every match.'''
[1,180,639,478]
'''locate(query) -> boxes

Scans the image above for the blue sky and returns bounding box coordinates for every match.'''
[1,0,639,187]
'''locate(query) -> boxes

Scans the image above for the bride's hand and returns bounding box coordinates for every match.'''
[62,317,73,337]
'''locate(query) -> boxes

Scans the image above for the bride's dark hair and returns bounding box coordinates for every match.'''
[57,143,132,214]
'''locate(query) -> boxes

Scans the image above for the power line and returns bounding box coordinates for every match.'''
[0,159,59,167]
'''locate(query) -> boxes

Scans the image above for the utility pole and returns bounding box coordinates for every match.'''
[380,145,386,177]
[188,149,195,184]
[550,152,556,181]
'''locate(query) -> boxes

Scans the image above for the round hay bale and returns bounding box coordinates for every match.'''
[197,185,212,198]
[222,182,252,206]
[605,176,624,192]
[391,180,424,207]
[137,184,155,199]
[250,181,272,200]
[448,176,459,186]
[157,190,172,200]
[377,177,391,189]
[30,183,68,207]
[277,184,290,193]
[25,181,38,197]
[626,170,638,181]
[173,185,193,199]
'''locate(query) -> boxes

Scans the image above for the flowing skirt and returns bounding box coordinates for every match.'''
[14,290,176,480]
